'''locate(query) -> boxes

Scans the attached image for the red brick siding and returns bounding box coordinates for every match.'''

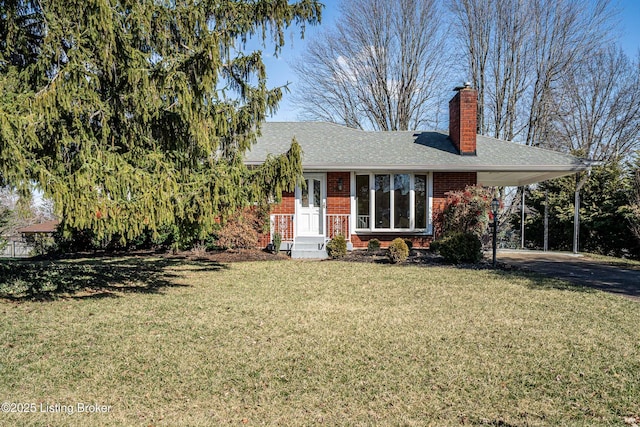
[258,234,270,248]
[261,172,478,250]
[326,172,350,215]
[271,191,295,215]
[449,88,477,155]
[432,171,477,222]
[350,234,433,249]
[259,191,295,247]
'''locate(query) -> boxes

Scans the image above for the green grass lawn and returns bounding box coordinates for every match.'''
[1,257,639,426]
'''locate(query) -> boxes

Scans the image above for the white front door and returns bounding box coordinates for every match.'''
[296,174,325,236]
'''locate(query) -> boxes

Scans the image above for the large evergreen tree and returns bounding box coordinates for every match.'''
[0,0,321,242]
[627,154,640,246]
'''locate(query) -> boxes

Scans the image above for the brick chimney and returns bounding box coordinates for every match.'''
[449,82,477,156]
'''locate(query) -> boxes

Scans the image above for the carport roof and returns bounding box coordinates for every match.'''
[245,122,594,186]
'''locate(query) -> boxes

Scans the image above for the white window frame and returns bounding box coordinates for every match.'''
[350,172,433,234]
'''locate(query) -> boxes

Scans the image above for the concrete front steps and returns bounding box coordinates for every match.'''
[291,236,328,259]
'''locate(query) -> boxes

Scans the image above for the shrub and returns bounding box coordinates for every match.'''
[28,234,57,256]
[326,234,347,258]
[432,232,483,264]
[272,232,282,255]
[403,239,413,251]
[387,238,409,264]
[216,209,263,250]
[367,238,381,252]
[0,208,10,251]
[216,220,258,249]
[433,185,494,238]
[215,207,269,250]
[191,243,208,257]
[52,223,186,253]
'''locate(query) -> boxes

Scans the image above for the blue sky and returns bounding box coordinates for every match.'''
[258,0,640,123]
[618,0,640,55]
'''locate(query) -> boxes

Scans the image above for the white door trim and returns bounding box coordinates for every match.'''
[295,173,326,237]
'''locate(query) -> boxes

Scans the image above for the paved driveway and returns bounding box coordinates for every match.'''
[497,250,640,301]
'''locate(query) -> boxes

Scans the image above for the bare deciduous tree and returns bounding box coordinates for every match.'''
[451,0,542,140]
[292,0,447,131]
[450,0,617,231]
[0,187,55,237]
[450,0,615,146]
[525,0,616,149]
[550,46,640,162]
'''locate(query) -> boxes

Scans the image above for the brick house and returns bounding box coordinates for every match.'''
[246,84,592,258]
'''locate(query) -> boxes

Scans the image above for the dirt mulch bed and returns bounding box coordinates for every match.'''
[171,248,500,269]
[339,249,510,270]
[35,248,289,263]
[166,248,445,264]
[41,247,501,269]
[337,249,443,265]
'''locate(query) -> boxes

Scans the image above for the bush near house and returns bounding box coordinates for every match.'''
[272,232,282,255]
[431,185,493,264]
[326,235,347,258]
[215,208,266,250]
[50,206,270,254]
[367,238,381,252]
[387,238,409,263]
[432,232,483,264]
[216,221,258,250]
[434,185,493,238]
[52,224,182,253]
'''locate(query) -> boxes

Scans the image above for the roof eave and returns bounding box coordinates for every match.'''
[478,170,583,186]
[245,161,592,173]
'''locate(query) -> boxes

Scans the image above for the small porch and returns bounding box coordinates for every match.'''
[269,213,351,259]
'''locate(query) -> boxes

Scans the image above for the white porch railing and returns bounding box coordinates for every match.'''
[357,215,370,229]
[270,214,295,242]
[271,214,350,242]
[326,214,350,241]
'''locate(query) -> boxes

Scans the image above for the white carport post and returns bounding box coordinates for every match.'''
[521,187,525,249]
[573,184,580,254]
[544,190,549,251]
[573,171,590,254]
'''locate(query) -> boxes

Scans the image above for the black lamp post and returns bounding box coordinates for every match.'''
[491,197,500,267]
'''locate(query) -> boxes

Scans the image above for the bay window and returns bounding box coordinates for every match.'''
[374,174,390,228]
[355,173,431,232]
[356,175,370,228]
[394,174,410,228]
[415,174,427,229]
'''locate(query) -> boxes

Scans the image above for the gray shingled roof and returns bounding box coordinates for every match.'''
[245,122,593,186]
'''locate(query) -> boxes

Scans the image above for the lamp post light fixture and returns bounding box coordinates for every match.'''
[491,197,500,267]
